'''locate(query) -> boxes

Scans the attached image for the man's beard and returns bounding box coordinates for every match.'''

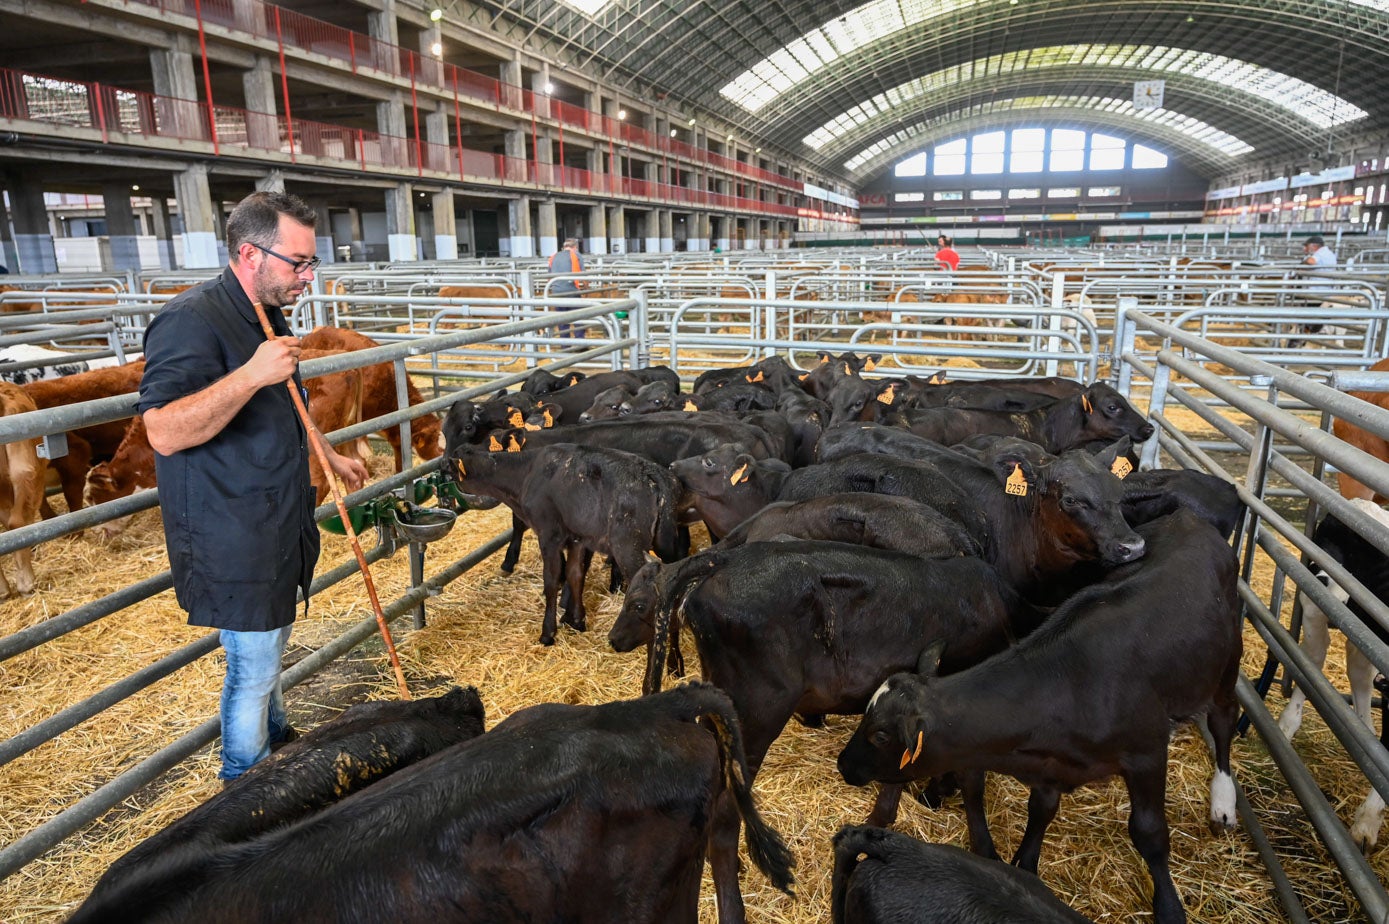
[253,261,303,308]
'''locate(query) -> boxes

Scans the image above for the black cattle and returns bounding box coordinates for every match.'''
[777,388,831,467]
[451,437,683,644]
[838,510,1241,924]
[905,375,1087,410]
[830,826,1093,924]
[578,383,636,421]
[816,423,946,464]
[520,367,586,395]
[900,383,1153,454]
[443,413,777,574]
[621,380,684,416]
[743,354,806,394]
[520,370,650,424]
[688,382,778,415]
[441,392,540,447]
[1119,468,1244,539]
[719,493,979,560]
[802,351,883,400]
[670,443,792,540]
[693,363,755,393]
[86,688,485,901]
[609,541,1043,829]
[824,374,891,426]
[776,453,988,545]
[69,684,793,924]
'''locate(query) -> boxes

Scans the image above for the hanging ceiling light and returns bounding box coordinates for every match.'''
[429,8,443,20]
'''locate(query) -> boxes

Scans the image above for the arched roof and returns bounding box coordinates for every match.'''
[465,0,1389,182]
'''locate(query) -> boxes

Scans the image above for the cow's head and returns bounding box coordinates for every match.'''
[1025,439,1146,566]
[824,375,876,426]
[838,643,947,786]
[670,443,758,499]
[622,381,678,416]
[1077,383,1155,445]
[578,384,635,423]
[441,399,487,450]
[609,555,663,652]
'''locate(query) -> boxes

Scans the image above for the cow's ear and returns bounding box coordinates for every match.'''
[507,407,525,428]
[897,717,927,770]
[507,433,525,452]
[865,353,883,371]
[1094,436,1135,478]
[493,387,509,399]
[916,639,946,677]
[746,370,765,383]
[876,381,901,405]
[540,404,558,428]
[729,453,756,485]
[995,456,1036,496]
[488,434,504,452]
[683,398,701,412]
[927,371,948,385]
[454,457,467,478]
[818,352,832,364]
[566,373,584,386]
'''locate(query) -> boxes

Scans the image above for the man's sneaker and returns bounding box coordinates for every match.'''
[269,726,300,752]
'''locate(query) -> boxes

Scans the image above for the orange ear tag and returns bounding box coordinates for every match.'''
[1005,463,1029,497]
[543,408,555,427]
[911,729,923,763]
[507,434,523,452]
[842,363,852,375]
[928,372,948,385]
[524,422,541,431]
[899,748,913,770]
[488,434,504,451]
[454,458,467,478]
[798,372,810,382]
[683,400,699,412]
[1111,457,1133,479]
[819,355,830,365]
[747,370,764,383]
[508,409,524,427]
[877,388,896,406]
[1081,394,1094,414]
[729,464,749,485]
[865,358,876,372]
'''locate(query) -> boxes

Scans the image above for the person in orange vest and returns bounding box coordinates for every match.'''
[934,234,960,271]
[548,237,586,338]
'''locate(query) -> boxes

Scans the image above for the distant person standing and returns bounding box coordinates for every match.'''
[934,234,960,271]
[1291,235,1342,347]
[548,237,587,338]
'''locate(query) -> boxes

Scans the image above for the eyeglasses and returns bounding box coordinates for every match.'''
[252,243,321,274]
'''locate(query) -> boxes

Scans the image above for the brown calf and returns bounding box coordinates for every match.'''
[0,382,47,594]
[1334,356,1389,502]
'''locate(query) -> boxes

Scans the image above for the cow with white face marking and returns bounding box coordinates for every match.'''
[837,509,1241,924]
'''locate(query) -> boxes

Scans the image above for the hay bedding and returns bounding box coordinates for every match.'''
[1,407,1386,923]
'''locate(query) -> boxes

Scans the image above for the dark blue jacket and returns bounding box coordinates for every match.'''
[138,268,319,631]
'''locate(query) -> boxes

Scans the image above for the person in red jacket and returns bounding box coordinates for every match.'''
[935,234,960,271]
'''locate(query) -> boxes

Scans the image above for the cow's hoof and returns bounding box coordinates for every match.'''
[794,713,826,728]
[539,634,556,646]
[1208,817,1237,836]
[561,618,587,632]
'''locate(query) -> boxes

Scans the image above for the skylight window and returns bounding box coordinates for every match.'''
[559,0,611,15]
[1133,144,1169,169]
[796,43,1366,151]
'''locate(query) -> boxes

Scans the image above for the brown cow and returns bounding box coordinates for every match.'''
[0,382,46,594]
[299,327,444,471]
[437,284,511,300]
[1334,355,1389,502]
[85,351,366,533]
[24,361,145,516]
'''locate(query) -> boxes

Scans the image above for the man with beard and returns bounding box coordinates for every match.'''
[139,191,368,784]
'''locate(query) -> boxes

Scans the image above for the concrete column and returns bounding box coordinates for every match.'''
[715,215,733,252]
[504,129,528,183]
[5,173,56,273]
[608,204,625,255]
[419,23,443,86]
[150,43,201,140]
[173,164,218,268]
[377,93,408,170]
[432,189,458,260]
[425,104,449,174]
[587,202,608,255]
[741,218,757,250]
[537,199,557,256]
[242,56,278,151]
[311,203,334,264]
[500,58,523,110]
[689,212,709,252]
[150,196,177,270]
[531,64,552,120]
[385,182,417,261]
[346,207,365,261]
[659,209,674,253]
[101,184,140,272]
[642,211,659,253]
[232,0,263,32]
[255,171,285,193]
[367,0,400,73]
[507,196,534,257]
[0,189,17,272]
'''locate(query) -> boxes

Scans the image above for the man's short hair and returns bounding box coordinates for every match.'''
[1305,235,1325,247]
[226,191,318,261]
[938,235,953,246]
[563,237,580,248]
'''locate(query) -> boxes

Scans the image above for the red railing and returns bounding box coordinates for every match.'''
[110,0,831,203]
[0,66,858,222]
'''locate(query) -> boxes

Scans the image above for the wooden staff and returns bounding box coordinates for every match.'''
[250,300,411,700]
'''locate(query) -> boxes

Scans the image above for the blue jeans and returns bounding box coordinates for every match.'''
[217,625,292,780]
